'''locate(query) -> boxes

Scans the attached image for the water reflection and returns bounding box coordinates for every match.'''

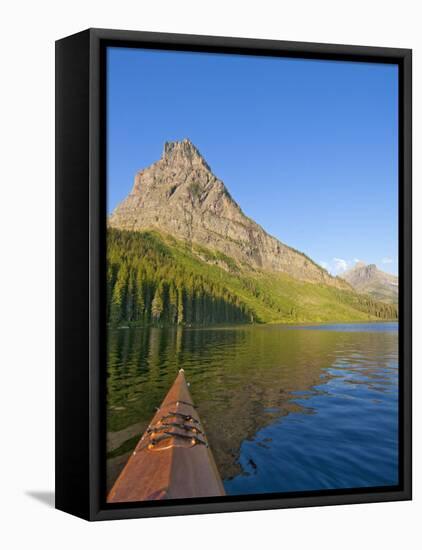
[107,323,398,494]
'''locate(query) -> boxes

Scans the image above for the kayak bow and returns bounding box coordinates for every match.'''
[107,369,225,502]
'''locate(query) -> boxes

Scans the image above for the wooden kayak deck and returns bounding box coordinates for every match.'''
[107,369,225,502]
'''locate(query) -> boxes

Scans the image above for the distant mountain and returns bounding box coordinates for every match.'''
[107,140,398,325]
[342,262,398,304]
[109,139,346,289]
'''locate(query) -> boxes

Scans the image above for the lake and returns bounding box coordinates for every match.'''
[107,322,399,495]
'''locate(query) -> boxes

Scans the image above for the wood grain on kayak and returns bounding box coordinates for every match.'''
[107,369,225,502]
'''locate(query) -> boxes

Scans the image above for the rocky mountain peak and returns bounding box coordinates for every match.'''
[348,262,377,276]
[342,261,398,304]
[162,138,211,171]
[109,140,348,288]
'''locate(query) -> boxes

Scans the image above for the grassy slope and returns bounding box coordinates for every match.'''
[123,229,396,324]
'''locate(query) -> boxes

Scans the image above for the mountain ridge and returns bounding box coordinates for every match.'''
[107,139,397,325]
[342,262,398,304]
[107,228,398,326]
[109,139,349,290]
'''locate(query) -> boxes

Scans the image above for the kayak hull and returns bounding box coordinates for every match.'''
[107,370,225,502]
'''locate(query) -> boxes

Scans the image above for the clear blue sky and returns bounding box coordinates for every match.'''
[107,47,398,275]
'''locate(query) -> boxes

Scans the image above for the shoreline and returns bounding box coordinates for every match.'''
[108,319,399,331]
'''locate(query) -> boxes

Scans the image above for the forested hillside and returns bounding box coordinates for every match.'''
[107,229,398,326]
[107,229,253,325]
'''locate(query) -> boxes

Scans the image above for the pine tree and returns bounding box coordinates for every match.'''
[151,283,164,322]
[125,270,136,321]
[110,264,128,325]
[168,283,178,324]
[177,286,184,324]
[135,269,145,322]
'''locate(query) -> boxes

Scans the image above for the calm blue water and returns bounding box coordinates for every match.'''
[225,323,399,494]
[107,322,399,495]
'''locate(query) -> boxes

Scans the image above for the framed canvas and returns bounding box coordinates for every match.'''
[55,28,412,521]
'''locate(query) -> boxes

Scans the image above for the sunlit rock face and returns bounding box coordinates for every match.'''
[109,138,347,288]
[342,262,398,304]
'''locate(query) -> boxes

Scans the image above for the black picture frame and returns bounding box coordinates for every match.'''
[55,28,412,521]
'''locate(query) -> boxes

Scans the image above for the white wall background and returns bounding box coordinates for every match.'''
[0,1,419,548]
